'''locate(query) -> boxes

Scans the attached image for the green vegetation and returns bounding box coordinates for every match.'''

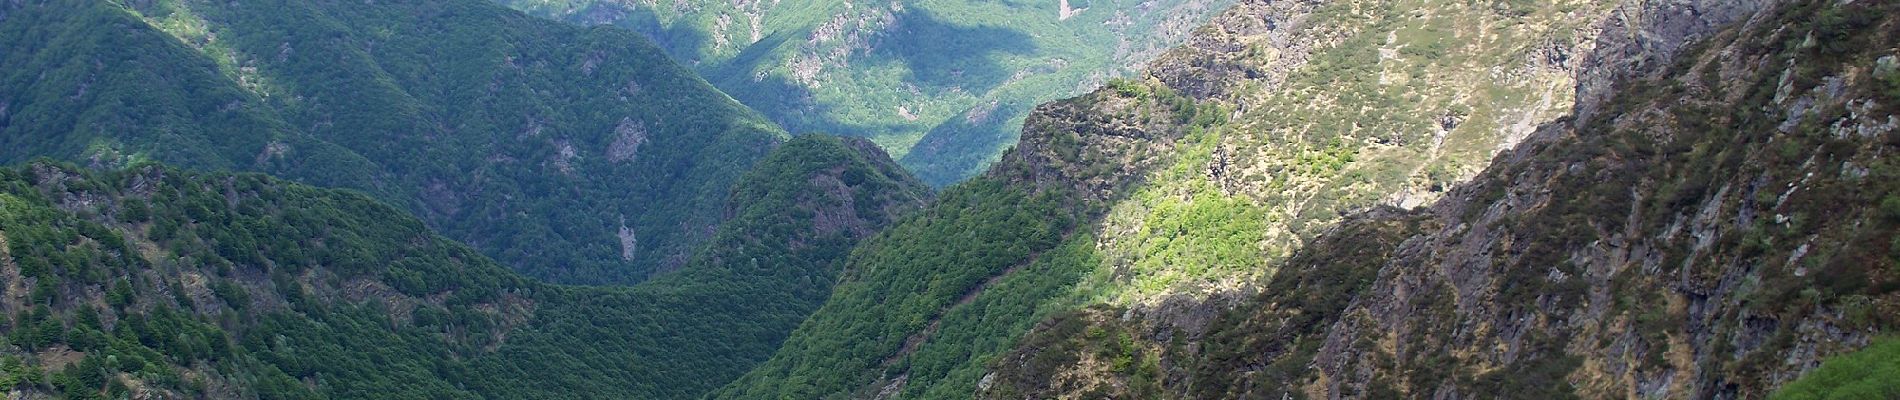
[981,215,1426,399]
[466,135,928,399]
[0,133,922,399]
[0,0,785,285]
[980,0,1900,397]
[711,0,1635,395]
[0,161,525,398]
[6,0,1894,399]
[712,79,1223,399]
[710,178,1079,399]
[1062,0,1624,308]
[498,0,1235,185]
[1772,338,1900,400]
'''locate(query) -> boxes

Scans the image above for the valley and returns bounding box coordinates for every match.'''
[0,0,1895,399]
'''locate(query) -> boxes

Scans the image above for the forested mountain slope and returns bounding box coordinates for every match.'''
[0,135,924,399]
[498,0,1233,185]
[717,0,1899,399]
[0,0,785,284]
[470,135,928,399]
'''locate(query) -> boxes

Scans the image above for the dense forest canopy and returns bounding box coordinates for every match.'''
[0,133,921,399]
[0,0,784,285]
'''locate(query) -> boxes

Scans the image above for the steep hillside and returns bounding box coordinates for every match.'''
[0,135,924,399]
[713,0,1633,397]
[711,76,1223,400]
[468,135,928,399]
[0,0,784,284]
[0,161,532,399]
[719,0,1899,399]
[498,0,1233,185]
[984,0,1900,398]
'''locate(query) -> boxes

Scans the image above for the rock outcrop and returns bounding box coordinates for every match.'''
[983,0,1900,398]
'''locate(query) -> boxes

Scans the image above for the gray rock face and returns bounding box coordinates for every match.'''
[1575,0,1777,119]
[1143,0,1325,101]
[608,117,648,163]
[989,89,1187,205]
[987,0,1341,205]
[1272,0,1893,397]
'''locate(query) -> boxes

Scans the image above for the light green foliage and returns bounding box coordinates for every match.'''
[1074,0,1616,306]
[1074,110,1268,304]
[499,0,1235,185]
[1084,179,1266,302]
[1772,338,1900,400]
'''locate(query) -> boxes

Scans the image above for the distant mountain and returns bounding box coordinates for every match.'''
[0,0,785,284]
[714,0,1900,398]
[496,0,1234,185]
[0,134,924,398]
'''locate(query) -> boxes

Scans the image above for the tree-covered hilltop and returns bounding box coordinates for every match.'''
[0,135,925,399]
[0,0,785,285]
[497,0,1234,185]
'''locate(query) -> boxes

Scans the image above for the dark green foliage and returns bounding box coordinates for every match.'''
[0,0,785,284]
[464,135,928,399]
[897,235,1105,399]
[0,140,925,399]
[712,178,1077,399]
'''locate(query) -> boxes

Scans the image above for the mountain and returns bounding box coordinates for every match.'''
[0,0,785,285]
[0,135,925,399]
[713,0,1900,398]
[6,0,1895,398]
[985,0,1900,396]
[711,74,1211,400]
[496,0,1234,185]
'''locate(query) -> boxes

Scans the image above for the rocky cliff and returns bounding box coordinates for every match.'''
[982,0,1900,398]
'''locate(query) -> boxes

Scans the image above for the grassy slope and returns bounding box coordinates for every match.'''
[1773,338,1900,400]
